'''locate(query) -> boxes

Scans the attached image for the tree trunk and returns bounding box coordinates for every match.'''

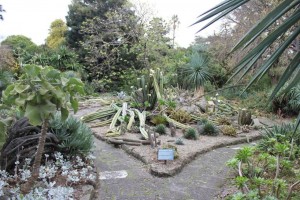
[238,109,252,125]
[20,119,49,194]
[194,86,204,98]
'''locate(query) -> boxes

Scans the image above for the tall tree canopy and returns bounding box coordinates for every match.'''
[46,19,68,49]
[1,35,38,65]
[0,4,5,20]
[66,0,129,50]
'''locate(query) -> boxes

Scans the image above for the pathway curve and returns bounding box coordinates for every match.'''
[93,137,248,200]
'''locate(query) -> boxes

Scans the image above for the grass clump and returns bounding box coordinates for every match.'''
[155,124,167,135]
[184,128,198,140]
[202,122,219,136]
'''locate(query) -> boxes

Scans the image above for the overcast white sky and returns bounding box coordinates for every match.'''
[0,0,222,47]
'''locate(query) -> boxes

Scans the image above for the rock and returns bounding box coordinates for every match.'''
[252,118,262,127]
[80,185,94,200]
[258,117,276,127]
[197,124,205,135]
[196,97,207,112]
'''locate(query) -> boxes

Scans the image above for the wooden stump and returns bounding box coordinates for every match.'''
[238,109,252,125]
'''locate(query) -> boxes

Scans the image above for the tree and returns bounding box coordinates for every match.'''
[79,6,141,89]
[2,65,84,194]
[0,4,5,20]
[46,19,68,49]
[171,15,180,48]
[1,35,39,66]
[194,0,300,100]
[66,0,129,50]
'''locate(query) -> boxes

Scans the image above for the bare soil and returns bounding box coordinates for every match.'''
[92,126,261,177]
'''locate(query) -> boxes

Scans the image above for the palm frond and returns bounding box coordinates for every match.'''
[194,0,300,127]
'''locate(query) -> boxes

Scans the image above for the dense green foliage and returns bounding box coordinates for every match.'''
[227,123,300,199]
[155,124,166,135]
[1,35,38,65]
[49,113,93,155]
[46,19,68,49]
[184,128,198,140]
[202,122,219,136]
[2,65,84,125]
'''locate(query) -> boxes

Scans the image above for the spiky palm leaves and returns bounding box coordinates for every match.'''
[194,0,300,125]
[179,53,211,91]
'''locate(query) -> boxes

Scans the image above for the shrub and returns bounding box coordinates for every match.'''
[184,128,198,140]
[155,124,166,135]
[49,113,94,155]
[216,116,231,125]
[258,123,300,155]
[151,115,167,125]
[222,125,237,137]
[169,109,192,123]
[202,122,219,136]
[197,118,208,125]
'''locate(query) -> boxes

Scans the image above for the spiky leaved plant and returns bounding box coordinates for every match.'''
[155,124,166,135]
[184,128,198,140]
[49,113,93,155]
[178,52,211,97]
[202,122,219,136]
[194,0,300,128]
[2,65,84,194]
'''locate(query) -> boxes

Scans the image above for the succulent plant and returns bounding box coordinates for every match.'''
[222,125,237,137]
[151,115,167,125]
[169,109,192,123]
[184,128,198,140]
[216,116,231,125]
[175,137,184,145]
[155,124,166,135]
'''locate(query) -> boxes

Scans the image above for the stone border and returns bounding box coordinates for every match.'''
[93,132,262,177]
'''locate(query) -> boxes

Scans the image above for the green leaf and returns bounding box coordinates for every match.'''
[70,97,79,113]
[25,102,57,126]
[14,84,30,93]
[232,0,299,51]
[24,104,43,126]
[61,107,69,121]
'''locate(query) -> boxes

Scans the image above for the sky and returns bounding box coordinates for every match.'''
[0,0,222,48]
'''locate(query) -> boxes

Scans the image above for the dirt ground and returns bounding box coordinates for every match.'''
[92,126,261,176]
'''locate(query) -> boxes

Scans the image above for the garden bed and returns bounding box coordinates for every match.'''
[92,126,262,177]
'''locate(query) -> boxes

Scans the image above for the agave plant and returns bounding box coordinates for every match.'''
[194,0,300,125]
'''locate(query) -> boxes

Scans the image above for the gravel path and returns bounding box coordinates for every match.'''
[93,137,247,200]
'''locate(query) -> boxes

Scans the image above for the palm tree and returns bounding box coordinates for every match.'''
[194,0,300,124]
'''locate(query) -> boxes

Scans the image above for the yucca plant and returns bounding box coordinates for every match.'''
[194,0,300,127]
[178,53,211,96]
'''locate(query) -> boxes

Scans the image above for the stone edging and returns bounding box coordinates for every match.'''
[93,132,262,177]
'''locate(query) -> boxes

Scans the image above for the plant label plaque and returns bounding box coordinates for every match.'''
[158,149,174,164]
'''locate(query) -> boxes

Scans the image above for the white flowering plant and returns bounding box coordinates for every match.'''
[0,152,96,199]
